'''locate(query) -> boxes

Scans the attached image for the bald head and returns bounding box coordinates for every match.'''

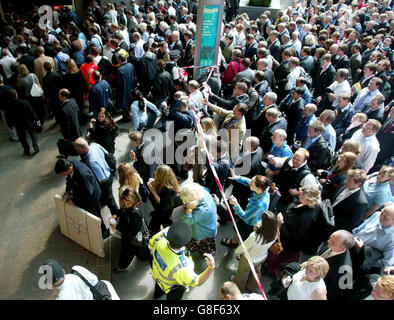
[244,136,260,152]
[74,137,89,154]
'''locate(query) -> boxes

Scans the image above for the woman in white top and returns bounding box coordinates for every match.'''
[286,256,329,300]
[232,211,278,293]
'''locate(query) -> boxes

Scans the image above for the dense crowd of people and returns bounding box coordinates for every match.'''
[1,0,394,301]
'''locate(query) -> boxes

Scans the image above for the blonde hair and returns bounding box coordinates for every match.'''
[342,140,362,156]
[353,112,368,124]
[118,162,140,192]
[301,256,330,281]
[201,117,217,140]
[153,164,179,194]
[300,185,321,208]
[18,64,29,77]
[66,58,79,74]
[377,275,394,300]
[180,183,205,203]
[379,165,394,179]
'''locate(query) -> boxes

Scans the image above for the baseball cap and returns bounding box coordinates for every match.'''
[43,259,65,285]
[167,222,192,247]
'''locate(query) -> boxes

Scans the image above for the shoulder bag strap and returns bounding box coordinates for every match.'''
[71,269,100,297]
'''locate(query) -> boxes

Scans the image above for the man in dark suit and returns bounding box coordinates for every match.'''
[8,89,39,156]
[313,53,336,99]
[256,59,275,89]
[299,120,330,173]
[58,89,82,141]
[244,34,258,60]
[334,44,351,72]
[250,92,278,138]
[362,94,385,123]
[231,136,263,210]
[373,105,394,170]
[330,169,369,232]
[16,46,35,73]
[332,94,355,136]
[260,108,287,154]
[280,87,305,145]
[267,30,281,62]
[275,48,292,89]
[54,158,109,238]
[361,39,378,68]
[275,48,292,101]
[113,53,136,122]
[317,230,355,300]
[129,131,160,185]
[349,44,362,84]
[43,62,63,120]
[299,46,314,74]
[181,30,194,67]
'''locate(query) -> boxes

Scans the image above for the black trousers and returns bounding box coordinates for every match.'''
[153,282,186,300]
[118,235,138,269]
[16,125,38,153]
[100,174,119,216]
[28,96,46,124]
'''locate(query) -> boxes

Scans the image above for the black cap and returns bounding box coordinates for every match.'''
[167,222,192,247]
[44,259,65,284]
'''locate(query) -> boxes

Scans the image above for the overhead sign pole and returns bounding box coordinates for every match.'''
[193,0,225,79]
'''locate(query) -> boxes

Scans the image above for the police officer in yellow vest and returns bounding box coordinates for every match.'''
[149,221,216,300]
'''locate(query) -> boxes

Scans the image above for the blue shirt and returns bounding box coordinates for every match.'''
[82,143,111,183]
[233,177,270,226]
[296,114,316,142]
[362,175,392,208]
[182,189,217,241]
[321,124,337,151]
[130,99,160,131]
[269,143,293,171]
[353,212,394,268]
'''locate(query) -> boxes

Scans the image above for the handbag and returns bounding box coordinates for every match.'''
[30,74,44,97]
[268,229,283,256]
[71,270,112,300]
[34,120,43,133]
[130,209,151,248]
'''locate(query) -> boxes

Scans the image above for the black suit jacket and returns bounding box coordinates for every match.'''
[300,56,314,74]
[375,118,394,165]
[244,41,258,60]
[301,135,330,173]
[282,98,304,143]
[349,52,362,84]
[330,186,368,232]
[262,68,276,89]
[17,55,35,73]
[317,243,353,300]
[260,117,288,154]
[363,106,385,123]
[313,64,336,98]
[134,140,160,184]
[8,99,37,128]
[268,39,281,62]
[59,98,82,141]
[274,60,290,84]
[334,55,350,72]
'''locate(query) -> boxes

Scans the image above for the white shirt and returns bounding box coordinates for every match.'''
[285,66,304,91]
[327,80,351,108]
[235,232,277,264]
[332,187,361,207]
[134,39,145,59]
[56,266,119,300]
[351,129,380,173]
[119,28,130,47]
[287,269,326,300]
[168,6,176,17]
[0,55,16,79]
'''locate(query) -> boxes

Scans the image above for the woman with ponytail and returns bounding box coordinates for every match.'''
[130,89,161,131]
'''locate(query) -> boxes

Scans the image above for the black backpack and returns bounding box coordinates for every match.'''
[71,270,112,300]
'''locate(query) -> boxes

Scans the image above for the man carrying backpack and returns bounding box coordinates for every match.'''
[42,259,119,300]
[53,45,70,76]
